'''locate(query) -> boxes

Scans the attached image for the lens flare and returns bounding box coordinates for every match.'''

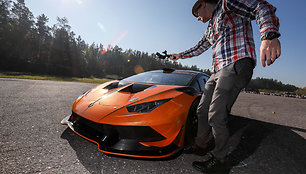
[97,22,107,32]
[100,30,128,55]
[100,45,112,55]
[134,65,144,74]
[75,0,83,5]
[111,30,128,47]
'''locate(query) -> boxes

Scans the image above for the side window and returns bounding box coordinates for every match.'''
[191,80,201,92]
[191,75,209,93]
[197,76,207,92]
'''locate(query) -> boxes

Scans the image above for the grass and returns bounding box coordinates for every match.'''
[0,72,112,84]
[295,88,306,95]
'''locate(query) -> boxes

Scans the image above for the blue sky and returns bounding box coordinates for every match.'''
[25,0,306,88]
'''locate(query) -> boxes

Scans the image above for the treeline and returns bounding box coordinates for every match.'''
[0,0,207,78]
[0,0,301,92]
[246,77,299,92]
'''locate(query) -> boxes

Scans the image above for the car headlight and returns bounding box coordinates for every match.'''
[127,99,171,113]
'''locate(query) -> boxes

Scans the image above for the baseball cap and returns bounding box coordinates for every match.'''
[192,0,204,17]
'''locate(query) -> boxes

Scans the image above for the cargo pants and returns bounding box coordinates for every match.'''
[196,58,254,160]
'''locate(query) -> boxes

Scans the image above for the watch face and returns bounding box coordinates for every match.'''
[269,32,280,39]
[267,32,275,38]
[262,32,280,40]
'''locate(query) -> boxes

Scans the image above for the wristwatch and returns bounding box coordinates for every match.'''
[261,32,280,41]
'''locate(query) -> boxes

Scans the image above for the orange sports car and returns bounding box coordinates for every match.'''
[61,69,209,158]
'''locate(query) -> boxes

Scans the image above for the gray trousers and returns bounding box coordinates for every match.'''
[196,58,254,160]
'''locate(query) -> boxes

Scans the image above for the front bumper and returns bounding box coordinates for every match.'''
[61,113,181,158]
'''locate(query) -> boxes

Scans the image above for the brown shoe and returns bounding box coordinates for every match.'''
[192,144,209,156]
[183,144,207,156]
[184,138,215,156]
[184,133,214,156]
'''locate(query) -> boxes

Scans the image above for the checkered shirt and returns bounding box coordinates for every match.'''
[178,0,280,72]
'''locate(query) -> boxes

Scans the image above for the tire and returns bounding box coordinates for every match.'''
[184,98,200,147]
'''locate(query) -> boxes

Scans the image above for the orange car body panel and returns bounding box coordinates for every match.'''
[63,75,202,158]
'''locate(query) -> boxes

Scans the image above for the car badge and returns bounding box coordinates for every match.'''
[129,97,139,102]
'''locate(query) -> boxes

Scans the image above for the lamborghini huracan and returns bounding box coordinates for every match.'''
[61,68,209,158]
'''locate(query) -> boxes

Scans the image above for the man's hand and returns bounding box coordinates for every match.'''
[169,54,179,61]
[260,38,281,67]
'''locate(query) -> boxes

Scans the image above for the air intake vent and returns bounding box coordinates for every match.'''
[120,84,153,93]
[104,82,119,90]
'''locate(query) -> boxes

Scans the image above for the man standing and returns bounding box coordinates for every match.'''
[170,0,281,172]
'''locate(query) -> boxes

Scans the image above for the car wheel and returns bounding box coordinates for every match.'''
[184,99,200,147]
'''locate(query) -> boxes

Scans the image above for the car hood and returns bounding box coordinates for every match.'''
[72,81,183,122]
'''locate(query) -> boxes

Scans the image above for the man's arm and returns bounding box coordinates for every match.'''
[224,0,281,67]
[170,31,211,61]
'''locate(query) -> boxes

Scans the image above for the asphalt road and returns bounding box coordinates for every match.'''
[1,78,305,174]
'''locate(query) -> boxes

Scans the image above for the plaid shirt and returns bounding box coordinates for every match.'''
[178,0,280,72]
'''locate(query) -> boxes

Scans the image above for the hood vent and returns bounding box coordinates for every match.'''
[120,84,153,94]
[104,82,119,90]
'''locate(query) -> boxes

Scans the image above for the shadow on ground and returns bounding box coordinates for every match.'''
[212,115,306,174]
[61,115,306,174]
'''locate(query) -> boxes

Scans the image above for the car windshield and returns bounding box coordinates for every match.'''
[120,71,194,86]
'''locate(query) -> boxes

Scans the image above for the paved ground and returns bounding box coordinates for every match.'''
[0,78,305,174]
